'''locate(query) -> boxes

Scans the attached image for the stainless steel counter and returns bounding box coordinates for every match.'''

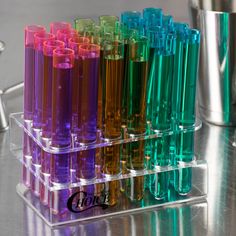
[0,92,236,235]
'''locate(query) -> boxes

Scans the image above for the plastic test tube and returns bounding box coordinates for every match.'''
[148,28,176,199]
[56,28,78,47]
[31,32,55,196]
[23,25,46,187]
[102,39,124,206]
[99,15,119,28]
[170,23,189,161]
[50,21,72,36]
[68,37,90,134]
[143,8,163,31]
[70,42,99,183]
[121,11,142,29]
[68,36,90,183]
[40,39,65,205]
[125,35,149,201]
[74,18,95,36]
[175,29,200,195]
[120,11,142,126]
[51,48,74,214]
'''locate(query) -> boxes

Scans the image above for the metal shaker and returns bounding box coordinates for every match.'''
[190,0,236,126]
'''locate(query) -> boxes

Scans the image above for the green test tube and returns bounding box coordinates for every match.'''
[174,29,200,195]
[148,28,176,199]
[125,35,149,201]
[74,18,95,36]
[99,15,119,28]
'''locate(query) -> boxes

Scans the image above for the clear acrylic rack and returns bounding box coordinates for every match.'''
[10,112,207,227]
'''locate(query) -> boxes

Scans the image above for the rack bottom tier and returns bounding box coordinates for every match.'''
[16,161,207,227]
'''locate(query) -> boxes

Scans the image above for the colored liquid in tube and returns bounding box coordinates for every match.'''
[51,48,74,214]
[23,25,45,188]
[149,53,174,199]
[31,32,55,196]
[102,56,124,139]
[76,45,100,181]
[23,46,35,188]
[127,60,148,134]
[24,47,35,120]
[31,48,44,196]
[40,40,65,205]
[175,30,200,195]
[126,36,149,201]
[102,45,124,205]
[148,31,175,199]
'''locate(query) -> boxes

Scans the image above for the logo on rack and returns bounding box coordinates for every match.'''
[67,190,109,213]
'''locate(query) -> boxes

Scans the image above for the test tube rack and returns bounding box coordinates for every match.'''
[10,112,207,227]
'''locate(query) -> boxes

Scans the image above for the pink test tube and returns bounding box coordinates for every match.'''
[56,28,78,47]
[40,40,65,205]
[50,21,72,36]
[68,36,90,182]
[23,25,45,188]
[31,32,55,197]
[51,48,74,215]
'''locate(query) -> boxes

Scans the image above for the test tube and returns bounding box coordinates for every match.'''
[119,26,137,177]
[175,29,200,195]
[144,26,160,182]
[102,39,124,205]
[31,32,55,196]
[40,39,65,205]
[73,43,100,182]
[148,28,176,199]
[120,11,142,126]
[121,11,142,29]
[50,21,71,36]
[163,15,174,30]
[33,32,55,129]
[23,25,46,187]
[69,37,99,182]
[143,8,162,31]
[56,28,78,46]
[51,48,74,214]
[102,40,124,140]
[68,37,90,134]
[170,23,189,162]
[99,15,119,28]
[125,35,149,201]
[120,25,137,125]
[74,18,95,36]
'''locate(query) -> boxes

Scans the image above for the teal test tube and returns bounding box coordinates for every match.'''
[175,29,200,195]
[143,8,163,33]
[148,28,176,199]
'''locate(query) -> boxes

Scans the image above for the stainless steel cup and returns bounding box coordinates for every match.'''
[190,0,236,126]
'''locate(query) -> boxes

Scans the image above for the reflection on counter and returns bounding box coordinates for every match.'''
[23,201,207,236]
[195,122,236,235]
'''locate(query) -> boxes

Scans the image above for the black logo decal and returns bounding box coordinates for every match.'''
[67,190,109,213]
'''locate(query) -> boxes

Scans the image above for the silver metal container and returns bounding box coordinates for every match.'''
[190,0,236,126]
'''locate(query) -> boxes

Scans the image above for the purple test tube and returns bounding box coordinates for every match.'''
[68,36,90,182]
[51,48,74,214]
[40,40,65,205]
[76,44,100,182]
[31,32,55,196]
[23,25,45,188]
